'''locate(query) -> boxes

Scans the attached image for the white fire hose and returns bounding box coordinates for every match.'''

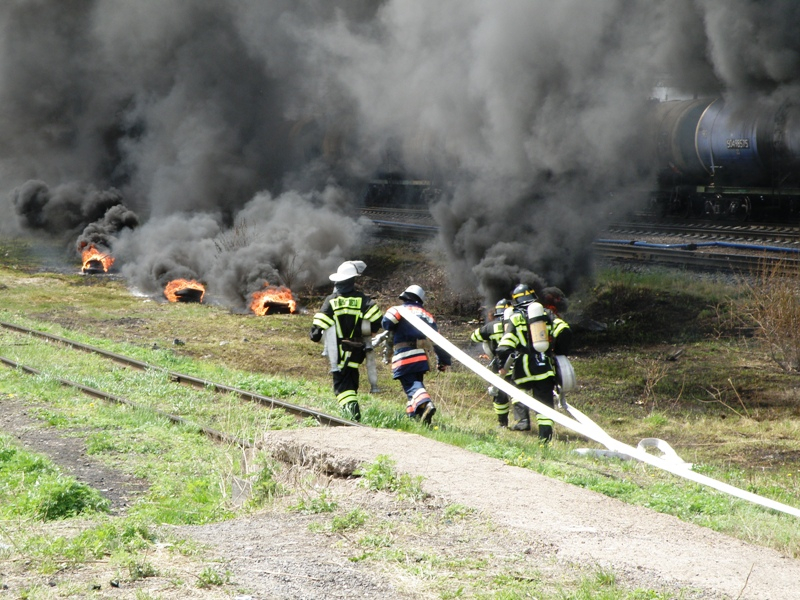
[396,305,800,519]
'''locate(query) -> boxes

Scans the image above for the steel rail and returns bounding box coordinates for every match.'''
[0,320,360,428]
[359,206,434,220]
[363,213,800,273]
[593,241,800,273]
[0,355,253,448]
[369,219,439,238]
[608,221,800,245]
[362,204,800,243]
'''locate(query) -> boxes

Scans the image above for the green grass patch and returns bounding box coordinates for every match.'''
[289,489,338,513]
[356,454,427,501]
[196,566,230,588]
[330,508,369,532]
[247,455,286,507]
[0,435,110,520]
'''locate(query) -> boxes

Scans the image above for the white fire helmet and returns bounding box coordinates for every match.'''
[399,284,426,304]
[329,260,366,282]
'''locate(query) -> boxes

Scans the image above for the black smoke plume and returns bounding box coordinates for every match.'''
[11,180,139,258]
[76,204,140,254]
[1,2,798,305]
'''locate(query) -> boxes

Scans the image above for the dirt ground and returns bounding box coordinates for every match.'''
[3,396,800,599]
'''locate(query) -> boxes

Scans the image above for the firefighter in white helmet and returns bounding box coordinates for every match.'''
[381,284,451,425]
[309,260,382,421]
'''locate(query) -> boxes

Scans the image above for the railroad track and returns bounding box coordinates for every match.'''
[597,219,800,272]
[607,221,800,246]
[362,206,800,272]
[0,321,359,448]
[592,241,800,273]
[360,206,438,238]
[359,206,436,224]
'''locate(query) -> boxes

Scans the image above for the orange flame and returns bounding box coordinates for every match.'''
[81,244,115,273]
[250,283,297,315]
[164,279,206,303]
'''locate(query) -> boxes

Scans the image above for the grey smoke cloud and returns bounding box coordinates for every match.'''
[1,1,798,305]
[701,0,800,90]
[113,186,371,308]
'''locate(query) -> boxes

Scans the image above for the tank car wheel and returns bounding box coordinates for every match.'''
[730,196,752,222]
[704,198,721,220]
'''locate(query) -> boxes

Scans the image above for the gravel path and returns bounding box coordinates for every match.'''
[231,426,800,600]
[3,396,799,598]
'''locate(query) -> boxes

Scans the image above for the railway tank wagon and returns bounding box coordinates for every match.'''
[652,97,800,219]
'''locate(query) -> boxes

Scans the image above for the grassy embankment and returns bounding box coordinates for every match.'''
[1,235,799,598]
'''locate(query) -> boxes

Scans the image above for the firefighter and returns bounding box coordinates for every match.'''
[541,287,572,356]
[495,283,558,441]
[382,284,451,425]
[541,287,573,407]
[470,298,512,427]
[309,260,382,422]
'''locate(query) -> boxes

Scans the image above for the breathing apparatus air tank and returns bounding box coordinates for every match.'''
[322,327,339,372]
[527,302,550,353]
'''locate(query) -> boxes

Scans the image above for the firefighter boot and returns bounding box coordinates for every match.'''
[343,401,361,422]
[537,424,553,443]
[510,402,531,431]
[420,402,436,426]
[494,400,509,428]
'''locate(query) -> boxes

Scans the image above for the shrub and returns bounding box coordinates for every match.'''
[737,259,800,372]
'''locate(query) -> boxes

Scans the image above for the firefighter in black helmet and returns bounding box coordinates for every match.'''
[496,283,558,441]
[309,261,382,422]
[541,287,572,356]
[470,298,512,427]
[510,283,536,307]
[541,287,573,410]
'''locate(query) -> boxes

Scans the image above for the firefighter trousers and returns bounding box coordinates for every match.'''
[512,377,555,441]
[397,372,433,417]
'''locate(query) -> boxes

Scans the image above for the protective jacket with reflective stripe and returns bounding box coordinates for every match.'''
[496,309,555,385]
[549,316,572,356]
[310,290,381,370]
[470,318,504,354]
[382,302,451,378]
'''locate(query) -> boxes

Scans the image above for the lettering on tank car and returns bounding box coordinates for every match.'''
[726,139,750,150]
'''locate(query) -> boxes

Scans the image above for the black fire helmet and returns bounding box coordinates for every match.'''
[511,284,537,307]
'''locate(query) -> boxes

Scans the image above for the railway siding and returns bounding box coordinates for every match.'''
[362,206,800,272]
[0,322,356,452]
